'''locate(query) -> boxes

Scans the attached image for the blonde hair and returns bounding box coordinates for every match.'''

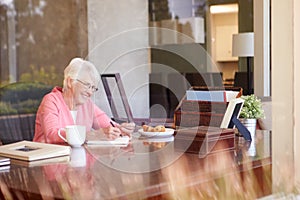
[63,57,100,89]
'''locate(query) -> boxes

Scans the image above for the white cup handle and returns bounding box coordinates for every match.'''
[58,128,67,142]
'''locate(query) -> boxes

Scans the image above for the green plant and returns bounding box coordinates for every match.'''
[0,102,18,115]
[239,94,264,119]
[0,82,52,104]
[13,99,42,114]
[19,65,63,86]
[0,82,52,115]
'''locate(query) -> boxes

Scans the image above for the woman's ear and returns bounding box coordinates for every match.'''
[66,77,73,89]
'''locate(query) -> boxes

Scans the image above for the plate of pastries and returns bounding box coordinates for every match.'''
[138,125,174,137]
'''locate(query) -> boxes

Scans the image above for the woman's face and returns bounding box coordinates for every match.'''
[71,72,98,106]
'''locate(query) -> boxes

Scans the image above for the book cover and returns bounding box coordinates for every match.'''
[0,141,71,161]
[11,155,70,167]
[186,90,239,102]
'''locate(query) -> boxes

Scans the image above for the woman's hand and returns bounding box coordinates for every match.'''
[103,126,122,140]
[103,122,135,139]
[117,122,135,137]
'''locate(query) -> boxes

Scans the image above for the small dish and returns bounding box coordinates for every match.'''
[146,136,174,143]
[138,128,175,137]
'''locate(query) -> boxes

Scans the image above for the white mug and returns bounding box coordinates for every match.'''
[58,125,86,147]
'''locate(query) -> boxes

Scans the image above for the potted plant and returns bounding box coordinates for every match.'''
[240,94,264,119]
[239,94,265,136]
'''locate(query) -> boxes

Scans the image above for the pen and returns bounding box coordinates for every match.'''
[110,121,115,127]
[110,121,122,137]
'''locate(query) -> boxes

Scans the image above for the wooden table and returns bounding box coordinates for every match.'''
[0,130,271,199]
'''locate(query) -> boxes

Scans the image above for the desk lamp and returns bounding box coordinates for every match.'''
[232,32,254,94]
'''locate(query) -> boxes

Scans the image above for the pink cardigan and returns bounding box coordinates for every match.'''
[33,87,111,144]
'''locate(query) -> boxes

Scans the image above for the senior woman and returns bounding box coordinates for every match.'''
[33,57,135,144]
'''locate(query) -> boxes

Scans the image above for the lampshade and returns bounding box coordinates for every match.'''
[232,32,254,57]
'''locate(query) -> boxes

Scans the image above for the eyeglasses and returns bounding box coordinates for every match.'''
[75,79,98,92]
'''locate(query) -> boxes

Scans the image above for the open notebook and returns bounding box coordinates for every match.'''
[86,136,130,146]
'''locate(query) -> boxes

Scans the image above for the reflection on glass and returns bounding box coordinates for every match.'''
[70,147,87,167]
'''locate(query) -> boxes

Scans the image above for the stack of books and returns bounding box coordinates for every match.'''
[0,156,10,171]
[0,141,71,167]
[186,90,240,102]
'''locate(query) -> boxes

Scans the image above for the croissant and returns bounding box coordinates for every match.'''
[154,125,166,132]
[142,125,165,132]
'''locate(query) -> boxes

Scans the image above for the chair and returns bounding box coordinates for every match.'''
[101,73,174,127]
[211,72,224,87]
[0,114,36,145]
[233,72,253,95]
[185,72,223,88]
[185,73,208,87]
[149,73,169,118]
[167,73,189,118]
